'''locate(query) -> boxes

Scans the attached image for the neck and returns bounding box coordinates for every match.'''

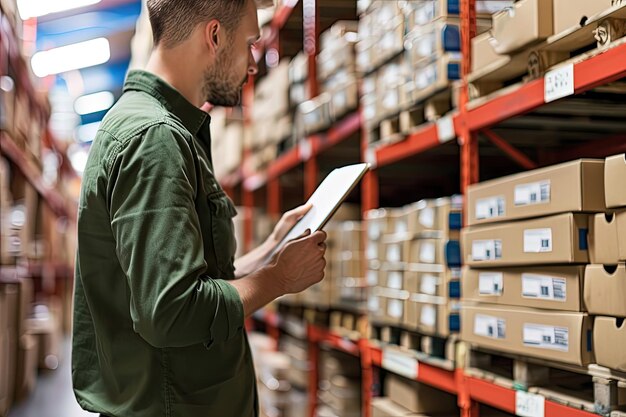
[146,46,205,107]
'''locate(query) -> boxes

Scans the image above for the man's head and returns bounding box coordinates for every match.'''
[147,0,260,106]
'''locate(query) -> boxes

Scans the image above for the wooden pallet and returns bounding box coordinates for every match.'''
[369,88,454,145]
[369,322,458,370]
[468,2,626,104]
[464,345,626,415]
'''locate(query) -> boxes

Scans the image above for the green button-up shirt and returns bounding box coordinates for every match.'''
[72,70,257,417]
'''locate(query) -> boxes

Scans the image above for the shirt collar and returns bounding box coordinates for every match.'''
[123,70,210,135]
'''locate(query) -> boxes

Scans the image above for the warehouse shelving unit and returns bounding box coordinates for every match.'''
[230,1,626,417]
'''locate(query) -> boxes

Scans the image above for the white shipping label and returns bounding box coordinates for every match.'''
[474,314,506,339]
[419,207,435,229]
[387,271,403,290]
[522,274,567,301]
[386,243,402,262]
[368,296,380,313]
[545,63,574,103]
[420,274,439,296]
[472,240,502,261]
[388,299,403,318]
[417,34,436,57]
[478,272,504,296]
[516,391,545,417]
[395,218,408,235]
[514,181,551,206]
[476,196,505,220]
[524,229,553,253]
[367,270,378,287]
[419,241,437,264]
[523,324,569,351]
[420,305,437,327]
[367,241,378,260]
[382,348,418,379]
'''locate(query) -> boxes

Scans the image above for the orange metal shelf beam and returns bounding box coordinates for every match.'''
[374,124,440,167]
[467,377,599,417]
[466,42,626,132]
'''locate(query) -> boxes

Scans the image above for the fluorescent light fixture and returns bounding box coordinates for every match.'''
[31,38,110,78]
[17,0,102,19]
[75,121,101,143]
[74,91,114,115]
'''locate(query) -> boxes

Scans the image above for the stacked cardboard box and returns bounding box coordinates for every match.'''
[317,21,359,122]
[249,60,292,172]
[371,374,458,417]
[588,153,626,372]
[317,349,361,417]
[210,107,244,181]
[367,197,462,338]
[281,335,310,390]
[461,159,605,366]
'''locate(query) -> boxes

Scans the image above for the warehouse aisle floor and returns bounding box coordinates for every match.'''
[9,338,97,417]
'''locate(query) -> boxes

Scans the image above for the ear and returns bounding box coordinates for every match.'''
[204,20,222,53]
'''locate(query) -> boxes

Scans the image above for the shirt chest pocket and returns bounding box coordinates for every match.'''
[207,189,238,279]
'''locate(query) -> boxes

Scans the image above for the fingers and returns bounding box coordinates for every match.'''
[310,230,327,244]
[287,203,312,220]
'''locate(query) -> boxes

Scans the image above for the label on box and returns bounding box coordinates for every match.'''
[368,296,380,313]
[367,241,378,260]
[516,391,545,417]
[420,305,437,327]
[388,299,403,318]
[367,270,378,287]
[395,218,408,235]
[523,324,569,351]
[420,274,439,295]
[386,243,402,262]
[387,271,403,290]
[522,274,566,301]
[524,229,553,253]
[472,240,502,261]
[416,34,436,58]
[545,63,574,103]
[420,241,436,263]
[514,181,551,206]
[474,314,506,339]
[476,196,505,220]
[368,220,381,240]
[436,115,455,144]
[478,272,504,296]
[419,207,435,229]
[382,348,418,379]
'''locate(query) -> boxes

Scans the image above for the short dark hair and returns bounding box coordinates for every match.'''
[147,0,247,48]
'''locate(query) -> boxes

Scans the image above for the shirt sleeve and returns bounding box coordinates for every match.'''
[107,122,244,348]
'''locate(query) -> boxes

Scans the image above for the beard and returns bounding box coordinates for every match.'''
[202,49,247,107]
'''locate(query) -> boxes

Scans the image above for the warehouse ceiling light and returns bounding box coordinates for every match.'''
[17,0,102,19]
[74,91,115,115]
[31,38,110,78]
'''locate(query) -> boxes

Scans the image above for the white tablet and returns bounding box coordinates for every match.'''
[267,163,370,261]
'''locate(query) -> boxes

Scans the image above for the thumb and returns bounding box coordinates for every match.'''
[290,203,313,219]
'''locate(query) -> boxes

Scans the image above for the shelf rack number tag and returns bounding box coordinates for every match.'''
[516,391,545,417]
[544,64,574,103]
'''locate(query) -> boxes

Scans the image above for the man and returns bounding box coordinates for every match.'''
[72,0,327,416]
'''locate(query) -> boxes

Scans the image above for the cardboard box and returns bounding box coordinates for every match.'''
[296,93,332,136]
[409,54,461,104]
[589,212,621,265]
[371,397,415,417]
[619,211,626,261]
[492,0,554,54]
[0,280,17,416]
[405,21,460,67]
[462,266,585,311]
[467,159,605,226]
[370,287,408,325]
[584,264,626,317]
[400,197,463,238]
[404,265,461,298]
[462,213,590,267]
[553,0,614,34]
[404,238,461,267]
[404,295,459,336]
[461,304,593,366]
[605,154,626,209]
[594,316,626,372]
[471,32,504,73]
[14,334,38,401]
[330,80,358,121]
[385,374,459,414]
[366,208,392,242]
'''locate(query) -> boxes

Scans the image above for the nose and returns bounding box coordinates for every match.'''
[248,49,258,76]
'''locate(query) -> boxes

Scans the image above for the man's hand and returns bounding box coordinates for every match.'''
[269,229,327,294]
[267,204,312,246]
